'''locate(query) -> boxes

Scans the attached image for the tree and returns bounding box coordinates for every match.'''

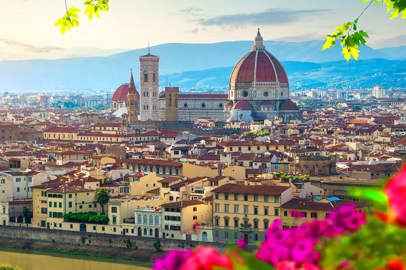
[323,0,406,61]
[95,188,110,214]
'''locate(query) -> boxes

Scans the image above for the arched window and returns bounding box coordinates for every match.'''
[137,214,142,224]
[243,91,248,97]
[219,103,223,109]
[184,103,188,108]
[154,215,160,225]
[264,91,269,97]
[201,103,206,108]
[264,219,269,229]
[202,231,208,242]
[193,215,197,220]
[149,215,153,225]
[143,215,147,224]
[143,228,147,235]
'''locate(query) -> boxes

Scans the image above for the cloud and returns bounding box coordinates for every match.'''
[178,7,204,17]
[0,38,63,54]
[196,8,330,28]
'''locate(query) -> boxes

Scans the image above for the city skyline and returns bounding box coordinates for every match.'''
[1,0,406,60]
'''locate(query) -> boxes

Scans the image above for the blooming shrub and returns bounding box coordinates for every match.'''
[153,164,406,270]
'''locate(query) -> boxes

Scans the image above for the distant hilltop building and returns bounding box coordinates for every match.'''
[372,86,385,99]
[111,29,300,123]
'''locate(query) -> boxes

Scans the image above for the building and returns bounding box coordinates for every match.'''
[211,183,292,244]
[140,51,160,121]
[154,29,300,123]
[227,29,300,122]
[110,72,140,118]
[372,86,385,99]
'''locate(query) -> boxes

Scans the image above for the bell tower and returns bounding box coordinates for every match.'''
[126,70,138,125]
[139,47,160,121]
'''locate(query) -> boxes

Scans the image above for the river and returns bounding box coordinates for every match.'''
[0,251,149,270]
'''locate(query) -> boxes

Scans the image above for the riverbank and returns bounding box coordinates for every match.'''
[0,239,153,269]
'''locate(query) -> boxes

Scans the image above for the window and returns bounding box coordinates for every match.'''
[193,216,197,220]
[264,206,269,216]
[274,196,280,203]
[233,193,238,200]
[59,202,62,208]
[243,91,248,97]
[144,73,148,82]
[244,195,248,201]
[254,195,258,202]
[111,207,117,213]
[311,212,318,219]
[184,103,188,108]
[243,205,249,214]
[224,204,229,213]
[264,91,269,97]
[16,187,20,192]
[264,219,269,229]
[137,214,142,224]
[224,193,229,200]
[112,216,117,225]
[274,208,280,216]
[149,215,153,225]
[253,219,258,229]
[193,207,197,212]
[215,193,219,200]
[154,215,160,225]
[15,178,21,183]
[219,103,223,109]
[153,73,156,82]
[214,203,220,213]
[253,206,258,215]
[143,215,147,224]
[224,217,229,227]
[215,217,220,226]
[201,103,206,108]
[233,204,239,214]
[264,195,269,202]
[234,218,239,228]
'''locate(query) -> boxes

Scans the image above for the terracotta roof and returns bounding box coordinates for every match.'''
[178,94,228,99]
[161,200,204,209]
[124,158,182,167]
[279,99,299,111]
[281,198,363,211]
[233,100,253,110]
[212,183,289,195]
[230,50,288,85]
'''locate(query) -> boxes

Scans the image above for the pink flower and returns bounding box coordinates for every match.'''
[385,164,406,225]
[179,247,233,270]
[236,239,247,250]
[277,261,321,270]
[153,249,192,270]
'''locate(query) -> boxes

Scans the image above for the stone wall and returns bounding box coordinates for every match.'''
[0,225,210,252]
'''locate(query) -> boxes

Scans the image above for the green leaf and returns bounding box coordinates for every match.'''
[348,188,388,205]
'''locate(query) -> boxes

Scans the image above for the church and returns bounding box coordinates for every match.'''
[110,30,300,123]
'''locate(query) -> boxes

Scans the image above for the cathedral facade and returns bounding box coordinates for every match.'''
[111,30,300,124]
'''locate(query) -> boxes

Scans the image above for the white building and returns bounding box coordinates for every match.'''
[134,207,162,238]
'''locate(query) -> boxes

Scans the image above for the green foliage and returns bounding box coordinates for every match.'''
[244,130,271,137]
[320,215,406,269]
[225,247,275,270]
[55,6,80,34]
[95,188,110,213]
[365,0,406,19]
[84,0,110,19]
[56,0,110,33]
[63,212,109,224]
[322,20,368,61]
[123,238,132,249]
[153,240,162,252]
[0,265,18,270]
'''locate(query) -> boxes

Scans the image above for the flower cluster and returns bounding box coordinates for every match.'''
[153,247,232,270]
[256,204,365,268]
[385,164,406,226]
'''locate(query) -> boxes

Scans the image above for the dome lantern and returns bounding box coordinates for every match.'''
[253,28,265,51]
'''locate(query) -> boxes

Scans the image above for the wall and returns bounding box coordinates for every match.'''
[0,225,216,252]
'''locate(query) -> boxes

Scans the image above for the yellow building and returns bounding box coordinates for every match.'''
[280,198,365,227]
[32,180,97,229]
[211,183,292,244]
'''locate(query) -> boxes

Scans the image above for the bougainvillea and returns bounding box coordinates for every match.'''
[153,164,406,270]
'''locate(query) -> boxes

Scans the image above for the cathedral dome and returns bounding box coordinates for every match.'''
[229,29,288,88]
[111,83,140,102]
[279,99,298,111]
[233,100,253,110]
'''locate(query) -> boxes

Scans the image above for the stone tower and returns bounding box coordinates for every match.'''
[164,87,179,121]
[139,49,159,121]
[126,70,138,125]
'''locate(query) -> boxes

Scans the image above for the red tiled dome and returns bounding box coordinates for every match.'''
[229,30,288,87]
[233,100,253,110]
[230,50,288,85]
[279,100,298,111]
[111,83,140,102]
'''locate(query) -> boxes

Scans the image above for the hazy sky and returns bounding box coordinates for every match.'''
[1,0,405,60]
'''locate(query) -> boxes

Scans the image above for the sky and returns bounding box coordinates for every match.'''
[0,0,405,60]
